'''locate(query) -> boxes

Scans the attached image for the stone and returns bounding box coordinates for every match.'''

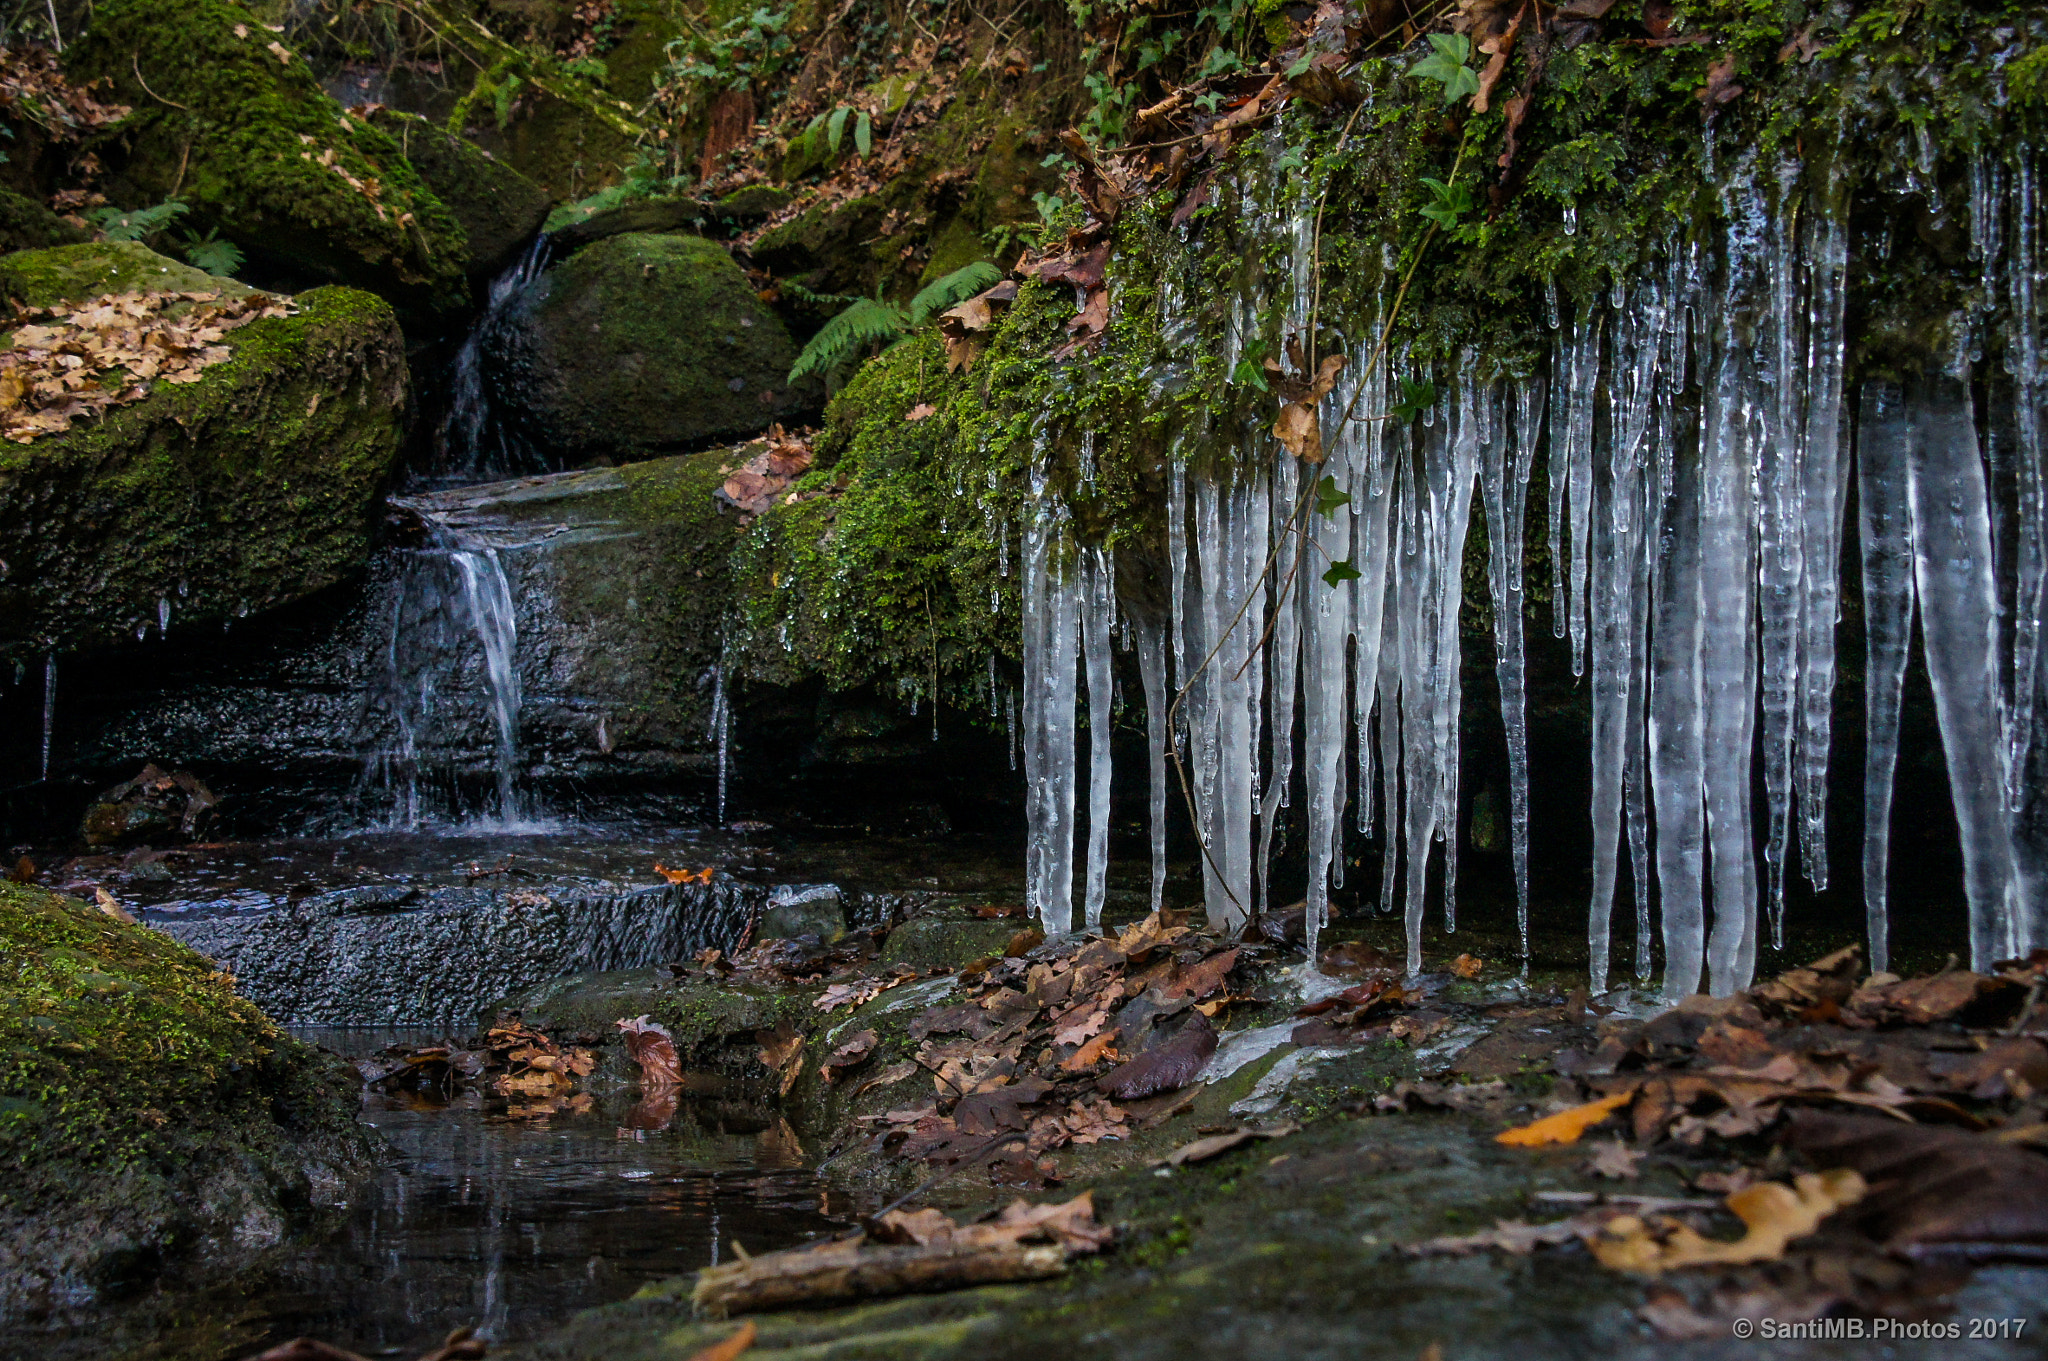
[66,0,469,314]
[0,186,88,256]
[0,243,409,662]
[81,764,218,847]
[364,109,552,280]
[758,884,849,944]
[482,233,809,458]
[879,913,1025,970]
[0,881,374,1310]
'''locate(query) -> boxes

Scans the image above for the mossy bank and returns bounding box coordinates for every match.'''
[0,882,375,1312]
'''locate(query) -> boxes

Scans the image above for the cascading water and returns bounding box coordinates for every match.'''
[437,237,552,484]
[1015,136,2048,996]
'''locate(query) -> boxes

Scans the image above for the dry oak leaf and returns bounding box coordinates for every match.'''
[1589,1169,1867,1274]
[1585,1139,1644,1180]
[1450,952,1485,980]
[904,402,937,422]
[1496,1090,1635,1146]
[616,1014,683,1088]
[685,1320,758,1361]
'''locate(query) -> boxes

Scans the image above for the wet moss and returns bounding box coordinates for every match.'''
[68,0,470,311]
[0,250,408,661]
[0,881,373,1304]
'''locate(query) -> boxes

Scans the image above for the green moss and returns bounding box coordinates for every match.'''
[68,0,470,311]
[365,108,552,275]
[0,881,372,1298]
[0,186,89,256]
[0,250,407,661]
[0,237,253,305]
[484,232,807,457]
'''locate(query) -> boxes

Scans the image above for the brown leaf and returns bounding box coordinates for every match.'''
[1273,399,1322,462]
[616,1014,682,1088]
[1450,952,1485,979]
[1585,1139,1644,1180]
[1097,1013,1217,1100]
[1588,1170,1866,1274]
[1695,55,1744,113]
[1162,1121,1299,1167]
[824,1028,878,1081]
[905,402,937,422]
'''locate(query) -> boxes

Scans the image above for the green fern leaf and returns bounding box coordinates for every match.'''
[854,111,872,158]
[827,105,850,154]
[907,261,1002,328]
[787,297,908,383]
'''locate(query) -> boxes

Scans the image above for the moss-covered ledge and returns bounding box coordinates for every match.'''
[0,882,376,1312]
[0,242,410,663]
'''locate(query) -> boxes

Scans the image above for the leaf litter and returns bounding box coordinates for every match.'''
[2,290,294,443]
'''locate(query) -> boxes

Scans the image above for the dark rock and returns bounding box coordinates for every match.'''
[0,186,88,256]
[0,243,409,663]
[364,110,551,280]
[546,196,714,251]
[879,914,1023,970]
[482,233,809,458]
[81,763,217,846]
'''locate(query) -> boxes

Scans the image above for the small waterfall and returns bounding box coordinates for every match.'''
[438,237,551,484]
[39,653,55,782]
[357,518,533,829]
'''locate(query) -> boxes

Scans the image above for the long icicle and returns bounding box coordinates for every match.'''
[1856,382,1915,975]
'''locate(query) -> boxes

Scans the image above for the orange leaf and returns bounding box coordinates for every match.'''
[687,1319,758,1361]
[1496,1090,1634,1147]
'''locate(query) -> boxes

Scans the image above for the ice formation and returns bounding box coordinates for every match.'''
[1017,144,2047,996]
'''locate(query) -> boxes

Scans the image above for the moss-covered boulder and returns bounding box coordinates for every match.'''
[365,109,551,280]
[67,0,469,313]
[0,881,374,1310]
[0,186,89,256]
[482,232,808,458]
[0,242,408,662]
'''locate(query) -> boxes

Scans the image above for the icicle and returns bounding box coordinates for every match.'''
[40,653,56,782]
[1566,313,1600,679]
[1587,362,1642,995]
[1797,180,1851,892]
[1135,612,1170,915]
[2007,156,2045,814]
[1908,374,2024,969]
[1433,372,1479,935]
[1651,408,1707,1000]
[1375,566,1404,922]
[1857,382,1915,975]
[1082,546,1115,931]
[1487,376,1545,967]
[1257,456,1302,916]
[1021,436,1082,933]
[1757,156,1805,948]
[709,661,731,825]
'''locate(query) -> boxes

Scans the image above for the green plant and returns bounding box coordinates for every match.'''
[787,262,1002,385]
[87,198,188,243]
[1411,32,1479,105]
[177,228,244,278]
[798,102,874,167]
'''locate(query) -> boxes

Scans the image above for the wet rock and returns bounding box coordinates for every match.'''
[0,242,408,663]
[879,912,1024,970]
[759,884,849,944]
[363,109,551,280]
[0,186,88,256]
[80,764,218,847]
[0,881,375,1311]
[482,233,810,458]
[66,0,469,313]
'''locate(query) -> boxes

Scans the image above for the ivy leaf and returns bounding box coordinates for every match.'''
[1392,378,1437,423]
[854,110,872,158]
[1314,474,1352,520]
[1230,336,1271,392]
[1322,558,1363,587]
[1417,176,1476,229]
[1411,32,1480,106]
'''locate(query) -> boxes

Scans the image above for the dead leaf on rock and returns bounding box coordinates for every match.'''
[1496,1090,1635,1146]
[1590,1170,1866,1274]
[617,1014,683,1089]
[1585,1139,1644,1180]
[1162,1121,1298,1167]
[1097,1014,1217,1100]
[1450,953,1485,980]
[684,1320,758,1361]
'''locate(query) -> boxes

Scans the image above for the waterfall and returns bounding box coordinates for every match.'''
[359,516,531,829]
[439,237,551,483]
[1013,143,2047,994]
[39,653,55,782]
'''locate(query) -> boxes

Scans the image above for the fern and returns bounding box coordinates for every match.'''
[787,297,908,384]
[907,261,1001,327]
[178,229,244,278]
[786,261,1004,386]
[88,198,189,243]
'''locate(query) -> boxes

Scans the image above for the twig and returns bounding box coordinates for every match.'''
[132,53,189,110]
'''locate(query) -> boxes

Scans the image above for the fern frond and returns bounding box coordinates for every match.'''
[907,261,1002,328]
[787,297,908,384]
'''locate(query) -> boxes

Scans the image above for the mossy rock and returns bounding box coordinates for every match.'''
[0,237,253,305]
[482,232,809,458]
[67,0,469,314]
[0,243,408,662]
[364,109,551,279]
[0,186,89,256]
[878,914,1024,970]
[0,881,375,1309]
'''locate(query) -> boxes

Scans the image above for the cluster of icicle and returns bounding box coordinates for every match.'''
[1018,138,2047,999]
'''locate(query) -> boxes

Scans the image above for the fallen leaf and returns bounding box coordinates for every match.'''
[1695,55,1744,113]
[904,402,937,422]
[616,1014,682,1088]
[1585,1139,1644,1180]
[655,862,716,884]
[93,886,135,924]
[1097,1014,1217,1099]
[757,1022,803,1073]
[1163,1121,1299,1167]
[685,1320,758,1361]
[1589,1169,1866,1273]
[1496,1090,1635,1146]
[1450,953,1484,980]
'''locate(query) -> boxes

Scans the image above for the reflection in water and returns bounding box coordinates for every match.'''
[3,1088,851,1361]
